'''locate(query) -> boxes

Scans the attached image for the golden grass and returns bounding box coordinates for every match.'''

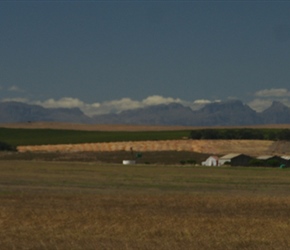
[1,193,290,249]
[17,139,290,156]
[1,161,290,249]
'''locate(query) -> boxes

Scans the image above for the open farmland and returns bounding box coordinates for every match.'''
[2,123,290,157]
[0,161,290,249]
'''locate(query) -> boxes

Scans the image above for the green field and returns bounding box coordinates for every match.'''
[0,128,190,146]
[1,161,290,249]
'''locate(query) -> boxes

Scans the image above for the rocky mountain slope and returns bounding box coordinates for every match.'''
[1,100,290,126]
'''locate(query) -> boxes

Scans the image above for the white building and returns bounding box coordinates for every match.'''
[202,156,219,166]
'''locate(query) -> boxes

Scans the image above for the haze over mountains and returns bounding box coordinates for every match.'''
[0,100,290,126]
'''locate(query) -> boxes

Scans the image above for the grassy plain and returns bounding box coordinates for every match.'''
[1,161,290,249]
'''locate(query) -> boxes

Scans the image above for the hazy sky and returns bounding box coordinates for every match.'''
[1,0,290,115]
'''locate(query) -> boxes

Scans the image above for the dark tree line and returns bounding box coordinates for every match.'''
[0,141,17,151]
[189,128,290,141]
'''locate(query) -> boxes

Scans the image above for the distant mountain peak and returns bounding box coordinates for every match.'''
[199,100,251,113]
[0,101,91,124]
[268,100,289,109]
[260,101,290,124]
[1,100,290,126]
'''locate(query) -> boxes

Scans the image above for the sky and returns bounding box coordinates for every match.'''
[0,0,290,116]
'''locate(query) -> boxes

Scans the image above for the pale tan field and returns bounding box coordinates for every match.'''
[2,123,290,249]
[1,161,290,250]
[18,139,289,157]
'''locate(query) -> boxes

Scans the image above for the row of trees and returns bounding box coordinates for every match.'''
[0,141,17,151]
[189,128,290,140]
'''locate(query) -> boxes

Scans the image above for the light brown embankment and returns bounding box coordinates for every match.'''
[17,140,290,156]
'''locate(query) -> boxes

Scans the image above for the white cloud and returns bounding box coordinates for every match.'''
[193,99,212,105]
[34,97,102,116]
[255,88,290,97]
[8,85,24,92]
[189,99,221,110]
[189,99,211,110]
[0,95,219,116]
[100,98,141,113]
[247,99,273,112]
[36,97,86,109]
[2,97,29,103]
[249,88,290,111]
[142,95,182,106]
[88,95,184,115]
[248,98,290,112]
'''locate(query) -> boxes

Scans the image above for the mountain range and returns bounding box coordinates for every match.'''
[0,100,290,126]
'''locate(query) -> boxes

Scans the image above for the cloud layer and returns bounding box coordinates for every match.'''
[35,95,198,116]
[247,88,290,112]
[255,88,290,97]
[1,87,290,116]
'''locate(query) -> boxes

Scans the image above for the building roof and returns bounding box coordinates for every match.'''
[256,155,277,160]
[219,153,242,160]
[208,156,219,160]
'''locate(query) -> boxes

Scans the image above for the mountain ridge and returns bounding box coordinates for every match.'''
[0,100,290,126]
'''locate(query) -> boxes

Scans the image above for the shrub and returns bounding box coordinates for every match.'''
[265,159,281,167]
[249,159,265,166]
[0,141,17,151]
[186,159,196,164]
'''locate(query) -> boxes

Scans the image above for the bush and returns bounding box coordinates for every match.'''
[0,141,17,151]
[186,159,196,164]
[265,159,281,167]
[189,128,290,141]
[249,159,265,166]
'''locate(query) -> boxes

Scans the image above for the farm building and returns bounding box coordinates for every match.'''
[256,155,289,167]
[281,155,290,161]
[219,153,253,166]
[202,156,219,166]
[281,156,290,167]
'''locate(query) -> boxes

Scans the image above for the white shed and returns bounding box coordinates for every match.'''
[202,156,219,166]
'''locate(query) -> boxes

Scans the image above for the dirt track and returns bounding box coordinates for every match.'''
[2,122,290,131]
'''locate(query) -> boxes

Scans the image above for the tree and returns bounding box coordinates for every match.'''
[0,141,17,151]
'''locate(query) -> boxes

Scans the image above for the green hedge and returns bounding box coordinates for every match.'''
[190,128,290,140]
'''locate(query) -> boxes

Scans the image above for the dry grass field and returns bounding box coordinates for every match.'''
[1,122,290,249]
[18,139,290,157]
[1,161,290,250]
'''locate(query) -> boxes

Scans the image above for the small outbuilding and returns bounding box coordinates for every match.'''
[281,156,290,167]
[256,155,288,167]
[219,153,253,166]
[202,156,219,166]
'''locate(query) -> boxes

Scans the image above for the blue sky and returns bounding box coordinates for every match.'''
[1,0,290,116]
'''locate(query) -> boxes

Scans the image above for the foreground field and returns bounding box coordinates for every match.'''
[1,161,290,249]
